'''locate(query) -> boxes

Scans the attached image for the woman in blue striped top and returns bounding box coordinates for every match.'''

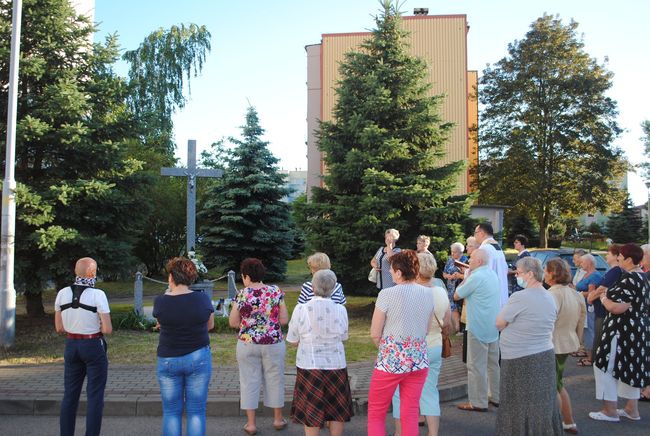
[298,252,346,305]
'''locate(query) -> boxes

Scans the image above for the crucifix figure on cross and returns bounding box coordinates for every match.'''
[161,140,223,255]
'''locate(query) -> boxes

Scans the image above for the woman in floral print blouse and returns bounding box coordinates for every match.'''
[229,258,289,434]
[368,250,435,436]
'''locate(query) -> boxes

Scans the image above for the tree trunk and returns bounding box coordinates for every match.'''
[539,217,549,248]
[25,292,46,317]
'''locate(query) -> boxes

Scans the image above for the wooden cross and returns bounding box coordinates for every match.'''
[161,140,223,254]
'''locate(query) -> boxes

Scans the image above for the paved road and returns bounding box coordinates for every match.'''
[1,360,648,435]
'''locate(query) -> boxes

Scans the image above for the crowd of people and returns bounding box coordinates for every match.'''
[52,229,649,436]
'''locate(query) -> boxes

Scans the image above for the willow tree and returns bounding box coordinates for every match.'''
[479,15,627,247]
[124,23,211,157]
[124,24,212,272]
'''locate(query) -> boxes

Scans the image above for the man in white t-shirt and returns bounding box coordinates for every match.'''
[474,223,509,308]
[54,257,112,436]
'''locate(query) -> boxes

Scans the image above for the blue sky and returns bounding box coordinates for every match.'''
[94,0,650,205]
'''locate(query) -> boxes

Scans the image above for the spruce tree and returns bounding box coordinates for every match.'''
[0,0,152,314]
[300,1,469,291]
[199,107,293,281]
[606,195,644,244]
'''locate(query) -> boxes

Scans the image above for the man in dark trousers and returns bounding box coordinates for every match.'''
[54,257,112,436]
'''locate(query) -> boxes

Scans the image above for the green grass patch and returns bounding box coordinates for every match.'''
[2,286,378,367]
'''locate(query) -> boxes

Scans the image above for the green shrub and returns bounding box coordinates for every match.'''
[113,310,157,331]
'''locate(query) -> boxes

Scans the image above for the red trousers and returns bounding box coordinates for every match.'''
[367,368,428,436]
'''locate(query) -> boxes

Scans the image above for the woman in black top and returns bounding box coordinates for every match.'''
[590,243,649,422]
[153,257,215,436]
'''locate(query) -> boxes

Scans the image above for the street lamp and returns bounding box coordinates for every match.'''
[1,0,22,347]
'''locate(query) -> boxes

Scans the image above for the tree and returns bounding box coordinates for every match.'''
[505,212,538,247]
[199,107,293,281]
[606,195,644,244]
[298,1,470,291]
[124,24,212,275]
[0,0,151,315]
[638,120,650,181]
[123,23,211,156]
[478,15,627,247]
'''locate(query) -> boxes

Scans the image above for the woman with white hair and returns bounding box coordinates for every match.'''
[371,229,401,290]
[575,254,603,367]
[496,257,562,435]
[442,242,468,333]
[288,269,353,435]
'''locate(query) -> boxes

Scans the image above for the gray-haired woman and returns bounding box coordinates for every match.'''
[495,257,562,435]
[287,269,353,435]
[371,229,401,290]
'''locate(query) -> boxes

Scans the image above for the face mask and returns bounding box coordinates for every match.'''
[516,276,527,288]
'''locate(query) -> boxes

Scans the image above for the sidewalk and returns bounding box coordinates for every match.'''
[0,356,467,417]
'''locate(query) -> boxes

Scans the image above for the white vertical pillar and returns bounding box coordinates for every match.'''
[0,0,23,347]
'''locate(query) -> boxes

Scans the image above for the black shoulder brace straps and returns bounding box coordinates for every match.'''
[60,284,97,313]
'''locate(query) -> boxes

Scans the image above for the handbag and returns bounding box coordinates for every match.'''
[368,268,378,283]
[434,313,452,358]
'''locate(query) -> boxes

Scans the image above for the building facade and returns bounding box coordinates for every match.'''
[306,13,478,196]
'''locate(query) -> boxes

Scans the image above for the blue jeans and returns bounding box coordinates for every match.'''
[60,337,108,436]
[157,346,212,436]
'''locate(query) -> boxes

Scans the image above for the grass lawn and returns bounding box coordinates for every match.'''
[1,267,379,366]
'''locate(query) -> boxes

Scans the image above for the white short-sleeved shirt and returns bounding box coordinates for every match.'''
[286,297,348,370]
[374,283,435,373]
[55,286,110,335]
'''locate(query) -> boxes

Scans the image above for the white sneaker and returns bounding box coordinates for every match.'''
[589,411,620,422]
[617,409,641,421]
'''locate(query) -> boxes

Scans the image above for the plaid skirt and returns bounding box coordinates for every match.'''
[290,367,354,427]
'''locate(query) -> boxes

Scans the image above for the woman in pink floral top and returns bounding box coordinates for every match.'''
[368,250,435,436]
[229,258,289,434]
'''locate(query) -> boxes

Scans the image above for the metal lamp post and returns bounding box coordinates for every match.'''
[0,0,22,347]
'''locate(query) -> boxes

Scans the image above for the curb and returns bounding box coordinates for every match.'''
[0,383,467,417]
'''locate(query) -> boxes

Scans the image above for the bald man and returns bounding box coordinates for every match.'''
[54,257,112,436]
[453,249,501,412]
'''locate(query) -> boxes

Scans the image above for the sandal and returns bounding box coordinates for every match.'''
[617,409,641,421]
[456,402,487,412]
[571,350,588,358]
[273,418,288,431]
[588,411,619,422]
[562,422,578,434]
[243,424,257,435]
[640,393,650,402]
[576,358,592,367]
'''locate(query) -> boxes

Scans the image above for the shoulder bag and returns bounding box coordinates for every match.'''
[434,313,452,358]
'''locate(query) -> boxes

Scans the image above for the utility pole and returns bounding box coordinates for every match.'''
[0,0,23,347]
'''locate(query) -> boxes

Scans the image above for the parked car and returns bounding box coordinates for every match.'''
[528,249,608,278]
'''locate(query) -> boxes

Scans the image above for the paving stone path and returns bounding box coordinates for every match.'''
[0,356,467,416]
